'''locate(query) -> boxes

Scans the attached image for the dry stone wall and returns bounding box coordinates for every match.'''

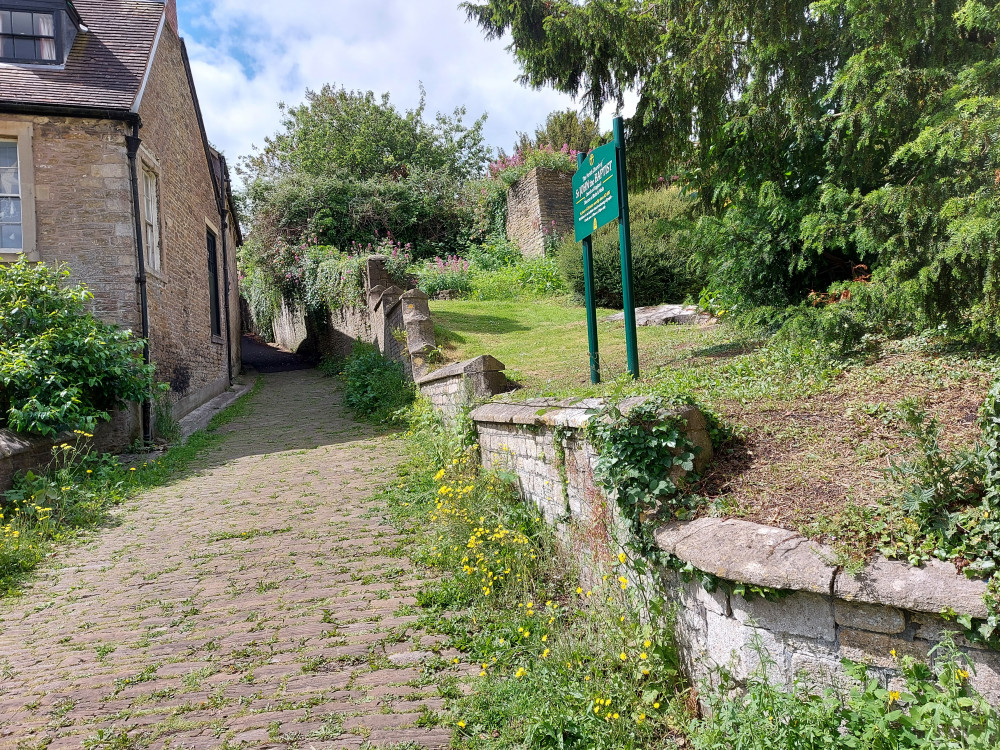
[505,168,575,258]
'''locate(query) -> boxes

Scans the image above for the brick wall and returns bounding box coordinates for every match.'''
[505,168,574,258]
[136,25,238,417]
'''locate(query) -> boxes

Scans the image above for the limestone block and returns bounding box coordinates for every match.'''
[838,628,929,669]
[835,601,906,635]
[834,558,988,619]
[732,592,836,641]
[968,651,1000,705]
[789,651,850,692]
[655,518,837,595]
[704,610,786,683]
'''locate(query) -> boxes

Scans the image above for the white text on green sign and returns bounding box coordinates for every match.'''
[573,141,620,242]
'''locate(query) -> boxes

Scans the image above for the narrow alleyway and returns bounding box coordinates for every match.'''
[0,371,454,749]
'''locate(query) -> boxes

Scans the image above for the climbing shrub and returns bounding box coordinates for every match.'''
[341,343,414,424]
[0,260,155,436]
[587,398,708,557]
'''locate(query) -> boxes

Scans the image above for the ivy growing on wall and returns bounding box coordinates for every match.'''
[586,397,706,559]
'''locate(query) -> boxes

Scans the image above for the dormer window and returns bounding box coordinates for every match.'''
[0,10,56,62]
[0,2,84,66]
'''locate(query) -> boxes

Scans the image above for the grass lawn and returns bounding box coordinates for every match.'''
[429,297,995,553]
[430,298,723,394]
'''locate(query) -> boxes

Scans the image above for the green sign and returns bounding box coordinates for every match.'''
[573,141,620,241]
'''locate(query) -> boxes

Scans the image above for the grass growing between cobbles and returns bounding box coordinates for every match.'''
[380,406,689,749]
[0,379,260,597]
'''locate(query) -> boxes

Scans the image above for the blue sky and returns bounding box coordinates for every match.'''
[176,0,635,171]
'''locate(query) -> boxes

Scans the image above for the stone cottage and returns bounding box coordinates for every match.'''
[0,0,241,443]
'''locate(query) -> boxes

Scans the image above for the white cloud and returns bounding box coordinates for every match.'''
[179,0,636,172]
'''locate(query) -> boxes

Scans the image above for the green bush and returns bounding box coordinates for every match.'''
[0,260,155,436]
[469,256,568,301]
[557,188,705,308]
[341,343,414,423]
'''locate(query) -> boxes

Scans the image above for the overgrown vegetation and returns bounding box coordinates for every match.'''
[0,382,259,597]
[385,398,1000,748]
[339,343,415,424]
[385,401,689,749]
[694,635,1000,750]
[465,0,1000,345]
[0,260,155,436]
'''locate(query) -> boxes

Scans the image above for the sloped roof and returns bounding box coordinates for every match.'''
[0,0,164,113]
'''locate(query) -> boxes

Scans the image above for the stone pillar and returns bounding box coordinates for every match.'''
[374,286,404,356]
[366,255,391,292]
[401,289,436,379]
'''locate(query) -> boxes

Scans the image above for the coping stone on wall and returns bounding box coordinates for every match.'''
[656,517,990,618]
[655,518,837,595]
[416,354,507,386]
[834,556,989,619]
[471,397,712,466]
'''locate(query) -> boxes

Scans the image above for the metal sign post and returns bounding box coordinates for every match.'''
[572,118,640,383]
[576,152,601,384]
[613,117,640,379]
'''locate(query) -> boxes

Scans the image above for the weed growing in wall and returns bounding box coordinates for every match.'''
[693,634,1000,750]
[587,397,708,558]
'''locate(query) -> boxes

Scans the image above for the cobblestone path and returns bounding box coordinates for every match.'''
[0,371,457,750]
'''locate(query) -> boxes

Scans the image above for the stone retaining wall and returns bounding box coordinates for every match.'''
[463,393,1000,704]
[416,356,513,422]
[657,518,1000,703]
[264,256,436,380]
[471,398,713,552]
[0,405,139,492]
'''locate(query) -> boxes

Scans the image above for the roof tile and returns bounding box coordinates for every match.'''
[0,0,163,111]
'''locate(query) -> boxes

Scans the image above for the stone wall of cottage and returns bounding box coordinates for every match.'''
[6,114,140,330]
[137,25,239,417]
[505,167,575,258]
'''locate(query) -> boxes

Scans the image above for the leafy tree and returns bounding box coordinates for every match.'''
[464,0,1000,337]
[238,84,490,260]
[238,84,490,184]
[0,260,155,436]
[515,108,603,154]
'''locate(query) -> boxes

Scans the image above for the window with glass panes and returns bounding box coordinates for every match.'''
[0,10,56,63]
[0,140,21,252]
[142,167,160,272]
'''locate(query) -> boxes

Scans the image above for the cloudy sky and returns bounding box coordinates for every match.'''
[176,0,629,170]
